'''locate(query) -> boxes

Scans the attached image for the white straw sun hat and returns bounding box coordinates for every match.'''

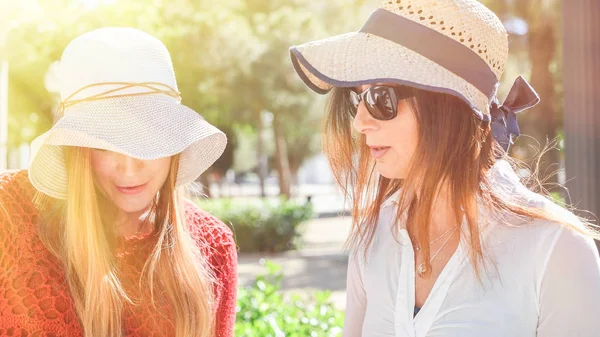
[29,27,227,200]
[290,0,540,150]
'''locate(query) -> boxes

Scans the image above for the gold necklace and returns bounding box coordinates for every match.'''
[416,225,459,277]
[414,224,459,251]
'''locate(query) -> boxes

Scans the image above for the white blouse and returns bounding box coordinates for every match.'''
[342,160,600,337]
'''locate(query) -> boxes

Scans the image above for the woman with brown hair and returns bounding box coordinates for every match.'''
[0,27,236,336]
[290,1,600,336]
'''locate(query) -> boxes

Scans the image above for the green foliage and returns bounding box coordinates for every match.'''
[3,0,566,190]
[549,191,566,207]
[236,261,344,337]
[196,198,313,253]
[2,0,373,177]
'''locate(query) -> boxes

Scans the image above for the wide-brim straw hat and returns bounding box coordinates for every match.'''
[29,27,227,200]
[290,0,514,120]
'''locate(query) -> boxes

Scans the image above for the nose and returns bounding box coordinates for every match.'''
[116,153,144,176]
[352,101,379,134]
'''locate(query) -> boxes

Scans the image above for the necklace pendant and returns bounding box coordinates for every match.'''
[417,263,427,277]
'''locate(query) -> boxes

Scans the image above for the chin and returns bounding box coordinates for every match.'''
[375,162,407,180]
[113,196,153,214]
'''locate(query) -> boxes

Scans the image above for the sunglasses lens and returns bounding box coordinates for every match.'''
[366,87,397,120]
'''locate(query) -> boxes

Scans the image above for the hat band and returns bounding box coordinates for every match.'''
[360,9,498,100]
[56,82,181,120]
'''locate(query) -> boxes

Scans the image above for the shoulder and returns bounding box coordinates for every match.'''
[0,169,38,221]
[0,170,44,279]
[0,169,35,198]
[486,197,598,278]
[493,192,588,243]
[485,159,590,246]
[184,199,235,247]
[488,204,578,256]
[183,199,237,272]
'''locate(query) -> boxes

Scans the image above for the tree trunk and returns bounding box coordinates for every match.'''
[257,109,267,198]
[290,166,300,187]
[273,113,291,198]
[521,17,559,191]
[562,0,600,251]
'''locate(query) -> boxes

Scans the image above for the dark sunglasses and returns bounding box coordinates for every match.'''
[349,85,414,121]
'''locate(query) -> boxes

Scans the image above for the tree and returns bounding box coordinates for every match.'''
[229,0,373,198]
[3,0,243,196]
[4,0,379,199]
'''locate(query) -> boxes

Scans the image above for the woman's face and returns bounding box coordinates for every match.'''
[352,84,419,179]
[90,150,172,214]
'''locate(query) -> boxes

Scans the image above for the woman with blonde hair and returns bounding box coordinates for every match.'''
[290,0,600,336]
[0,28,236,336]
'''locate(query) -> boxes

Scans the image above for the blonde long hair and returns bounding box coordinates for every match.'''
[324,86,599,277]
[35,147,215,337]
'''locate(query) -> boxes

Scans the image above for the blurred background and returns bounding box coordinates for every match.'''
[1,0,598,335]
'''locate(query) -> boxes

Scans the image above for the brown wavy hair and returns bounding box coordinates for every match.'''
[324,86,598,277]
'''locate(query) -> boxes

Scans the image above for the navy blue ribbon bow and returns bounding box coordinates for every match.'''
[490,75,540,152]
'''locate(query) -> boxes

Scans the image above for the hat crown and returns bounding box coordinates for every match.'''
[379,0,508,80]
[58,27,178,101]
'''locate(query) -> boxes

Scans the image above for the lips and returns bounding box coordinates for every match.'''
[369,146,391,159]
[116,182,148,196]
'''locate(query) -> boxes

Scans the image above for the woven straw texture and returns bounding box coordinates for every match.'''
[28,27,227,199]
[290,0,508,117]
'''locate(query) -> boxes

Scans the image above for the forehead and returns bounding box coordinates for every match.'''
[355,82,399,92]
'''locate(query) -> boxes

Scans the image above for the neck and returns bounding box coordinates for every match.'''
[411,181,459,236]
[431,184,458,232]
[115,208,151,237]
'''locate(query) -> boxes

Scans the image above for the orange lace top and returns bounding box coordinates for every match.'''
[0,170,237,336]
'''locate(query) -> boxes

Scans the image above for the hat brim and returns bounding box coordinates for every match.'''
[29,95,227,199]
[290,32,491,119]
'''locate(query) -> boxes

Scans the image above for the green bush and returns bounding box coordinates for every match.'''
[236,261,344,337]
[195,198,313,253]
